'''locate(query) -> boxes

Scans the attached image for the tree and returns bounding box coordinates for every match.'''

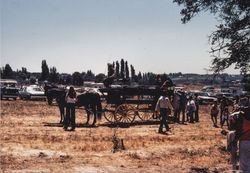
[41,60,49,81]
[115,61,120,78]
[137,71,142,83]
[72,72,83,86]
[174,0,250,74]
[125,61,129,79]
[2,64,13,79]
[84,70,95,81]
[15,67,29,81]
[130,65,136,81]
[95,73,106,83]
[120,59,125,78]
[49,66,59,83]
[0,67,3,78]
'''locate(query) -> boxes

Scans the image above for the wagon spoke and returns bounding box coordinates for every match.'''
[103,104,116,123]
[137,104,153,121]
[115,104,136,124]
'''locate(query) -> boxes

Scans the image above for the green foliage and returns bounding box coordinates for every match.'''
[130,65,136,81]
[1,64,13,79]
[95,73,106,83]
[49,66,59,83]
[125,61,129,79]
[115,61,120,78]
[174,0,250,74]
[40,60,49,81]
[84,70,95,81]
[72,72,83,86]
[120,59,125,78]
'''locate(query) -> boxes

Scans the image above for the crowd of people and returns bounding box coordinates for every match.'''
[154,78,250,172]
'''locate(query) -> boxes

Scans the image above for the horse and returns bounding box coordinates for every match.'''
[76,91,102,126]
[44,84,60,105]
[45,87,67,123]
[45,86,102,126]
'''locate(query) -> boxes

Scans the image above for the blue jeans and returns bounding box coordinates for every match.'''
[64,103,76,129]
[159,108,169,132]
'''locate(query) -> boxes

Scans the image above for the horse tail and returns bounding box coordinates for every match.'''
[96,94,102,120]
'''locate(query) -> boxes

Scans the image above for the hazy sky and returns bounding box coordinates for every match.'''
[1,0,240,75]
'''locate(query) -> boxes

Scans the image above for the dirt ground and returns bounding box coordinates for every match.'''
[1,99,233,173]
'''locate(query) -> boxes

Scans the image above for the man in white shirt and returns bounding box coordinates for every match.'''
[155,92,173,133]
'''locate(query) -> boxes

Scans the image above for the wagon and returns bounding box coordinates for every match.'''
[99,85,174,124]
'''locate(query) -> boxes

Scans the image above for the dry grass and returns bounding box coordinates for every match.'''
[0,99,233,173]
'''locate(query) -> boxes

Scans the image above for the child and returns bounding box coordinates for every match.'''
[186,96,196,123]
[210,101,219,127]
[221,106,229,128]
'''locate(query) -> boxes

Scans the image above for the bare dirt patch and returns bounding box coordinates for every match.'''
[1,100,232,172]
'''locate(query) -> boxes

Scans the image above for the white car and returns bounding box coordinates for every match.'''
[19,85,46,100]
[196,92,218,104]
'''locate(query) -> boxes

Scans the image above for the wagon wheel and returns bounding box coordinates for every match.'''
[136,104,154,121]
[114,104,136,124]
[103,104,116,123]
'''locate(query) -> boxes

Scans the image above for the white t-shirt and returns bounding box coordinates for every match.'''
[155,96,173,111]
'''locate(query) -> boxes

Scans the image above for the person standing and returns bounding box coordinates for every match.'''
[238,107,250,172]
[173,91,181,123]
[220,95,229,125]
[64,86,77,131]
[210,101,219,127]
[229,106,250,172]
[221,107,230,128]
[155,91,173,133]
[179,90,187,124]
[186,96,196,123]
[194,93,199,122]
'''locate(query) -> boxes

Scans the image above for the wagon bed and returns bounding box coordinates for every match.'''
[99,85,174,124]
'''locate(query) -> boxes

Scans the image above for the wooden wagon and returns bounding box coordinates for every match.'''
[99,85,174,124]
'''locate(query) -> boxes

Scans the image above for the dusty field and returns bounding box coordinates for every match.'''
[1,99,233,173]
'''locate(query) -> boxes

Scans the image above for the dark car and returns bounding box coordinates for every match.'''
[0,79,19,100]
[19,85,46,100]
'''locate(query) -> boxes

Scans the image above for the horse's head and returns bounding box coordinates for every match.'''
[46,88,65,105]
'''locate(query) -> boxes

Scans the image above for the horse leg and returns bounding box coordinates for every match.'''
[59,104,65,124]
[85,108,90,125]
[92,105,97,126]
[61,106,65,123]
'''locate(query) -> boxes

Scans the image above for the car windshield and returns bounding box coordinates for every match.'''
[1,83,16,87]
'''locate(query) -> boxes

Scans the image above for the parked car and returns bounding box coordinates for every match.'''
[0,79,19,100]
[19,85,46,100]
[190,91,217,104]
[201,85,215,93]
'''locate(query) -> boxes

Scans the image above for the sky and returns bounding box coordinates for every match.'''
[1,0,240,75]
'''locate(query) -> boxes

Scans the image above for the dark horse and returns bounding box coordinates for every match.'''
[76,91,102,126]
[45,85,102,126]
[44,84,67,123]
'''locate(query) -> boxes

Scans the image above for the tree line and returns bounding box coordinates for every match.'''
[0,59,174,86]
